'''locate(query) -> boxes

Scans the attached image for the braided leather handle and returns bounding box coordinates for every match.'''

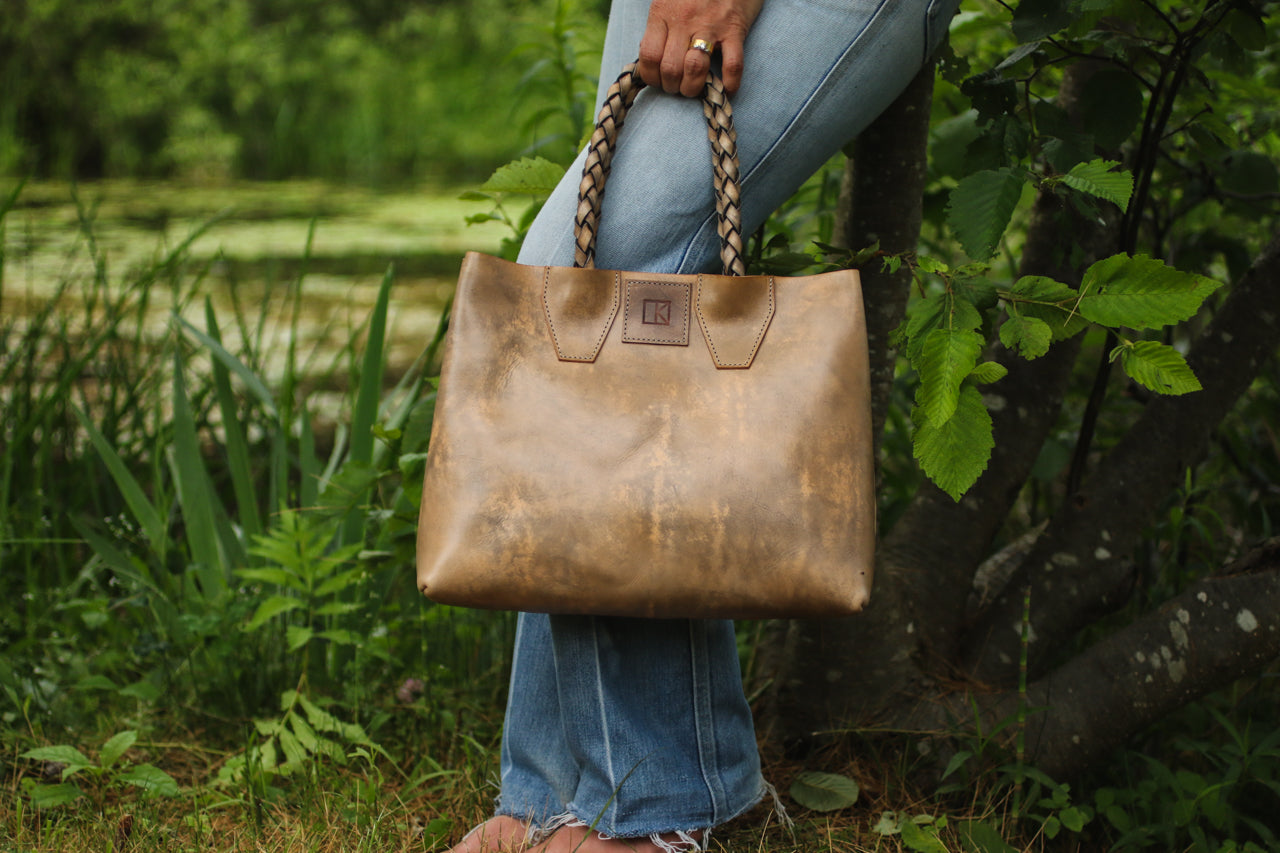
[574,63,746,276]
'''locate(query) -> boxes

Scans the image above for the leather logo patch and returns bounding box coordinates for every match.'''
[642,299,672,326]
[623,279,690,346]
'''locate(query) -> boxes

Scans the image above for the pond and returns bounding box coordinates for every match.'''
[1,180,514,402]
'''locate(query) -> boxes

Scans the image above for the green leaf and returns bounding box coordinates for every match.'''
[98,731,137,770]
[917,329,985,425]
[1008,276,1089,341]
[901,817,950,853]
[243,596,304,631]
[297,693,374,747]
[1078,71,1145,150]
[999,314,1053,359]
[236,567,305,591]
[1078,254,1223,330]
[277,728,308,771]
[789,771,860,812]
[1011,0,1073,42]
[961,73,1018,124]
[254,717,282,736]
[1043,815,1062,838]
[290,712,320,753]
[1224,7,1267,51]
[120,680,162,702]
[25,781,84,809]
[968,362,1008,385]
[1115,341,1202,395]
[1061,160,1134,212]
[873,812,902,835]
[76,675,119,692]
[480,157,566,195]
[898,289,983,357]
[313,565,367,598]
[1220,151,1280,197]
[942,750,972,782]
[948,168,1025,260]
[317,629,363,645]
[958,275,1000,313]
[914,385,994,501]
[22,745,93,767]
[959,819,1019,853]
[1103,804,1131,832]
[918,255,950,275]
[1059,806,1088,832]
[314,601,363,617]
[286,625,315,651]
[117,764,180,797]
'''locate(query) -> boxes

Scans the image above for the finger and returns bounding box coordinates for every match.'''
[637,18,668,89]
[680,45,712,98]
[718,36,746,94]
[659,33,689,93]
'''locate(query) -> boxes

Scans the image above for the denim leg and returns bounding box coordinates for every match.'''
[496,0,961,838]
[518,0,961,273]
[550,616,761,837]
[497,615,760,838]
[497,613,579,829]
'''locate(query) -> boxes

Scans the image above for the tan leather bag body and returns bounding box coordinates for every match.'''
[416,65,875,619]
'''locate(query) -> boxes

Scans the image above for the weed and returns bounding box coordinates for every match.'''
[19,730,180,809]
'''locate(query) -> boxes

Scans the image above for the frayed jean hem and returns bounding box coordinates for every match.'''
[494,777,791,850]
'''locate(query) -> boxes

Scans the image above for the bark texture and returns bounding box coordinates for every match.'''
[907,539,1280,780]
[964,233,1280,684]
[761,63,937,742]
[767,63,1117,735]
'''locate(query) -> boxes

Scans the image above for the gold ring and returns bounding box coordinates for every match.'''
[689,38,712,55]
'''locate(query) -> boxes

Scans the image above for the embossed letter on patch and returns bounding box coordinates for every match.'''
[623,279,691,346]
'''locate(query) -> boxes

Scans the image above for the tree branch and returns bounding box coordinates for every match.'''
[965,233,1280,683]
[913,539,1280,781]
[886,60,1117,663]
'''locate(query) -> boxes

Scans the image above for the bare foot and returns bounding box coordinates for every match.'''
[447,815,534,853]
[530,825,702,853]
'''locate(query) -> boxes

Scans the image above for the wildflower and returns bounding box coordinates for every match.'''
[397,677,425,704]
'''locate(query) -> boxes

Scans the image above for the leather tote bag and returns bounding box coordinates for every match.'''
[416,64,875,619]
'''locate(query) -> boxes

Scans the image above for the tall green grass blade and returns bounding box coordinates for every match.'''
[71,405,167,559]
[178,318,279,416]
[205,297,262,543]
[69,184,109,290]
[340,265,394,545]
[0,178,26,306]
[169,349,227,597]
[350,265,394,466]
[71,517,182,631]
[319,425,349,497]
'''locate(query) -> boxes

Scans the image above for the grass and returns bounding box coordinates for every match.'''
[4,180,1278,853]
[1,715,1037,853]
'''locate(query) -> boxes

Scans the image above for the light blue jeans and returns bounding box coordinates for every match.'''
[498,0,958,845]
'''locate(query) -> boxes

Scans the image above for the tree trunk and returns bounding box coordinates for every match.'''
[760,48,1280,780]
[760,63,937,744]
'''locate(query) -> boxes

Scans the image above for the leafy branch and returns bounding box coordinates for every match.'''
[887,246,1220,500]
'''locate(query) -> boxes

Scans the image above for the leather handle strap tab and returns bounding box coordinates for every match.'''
[573,63,746,277]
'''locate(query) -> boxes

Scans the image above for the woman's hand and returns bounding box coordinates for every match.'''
[637,0,765,97]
